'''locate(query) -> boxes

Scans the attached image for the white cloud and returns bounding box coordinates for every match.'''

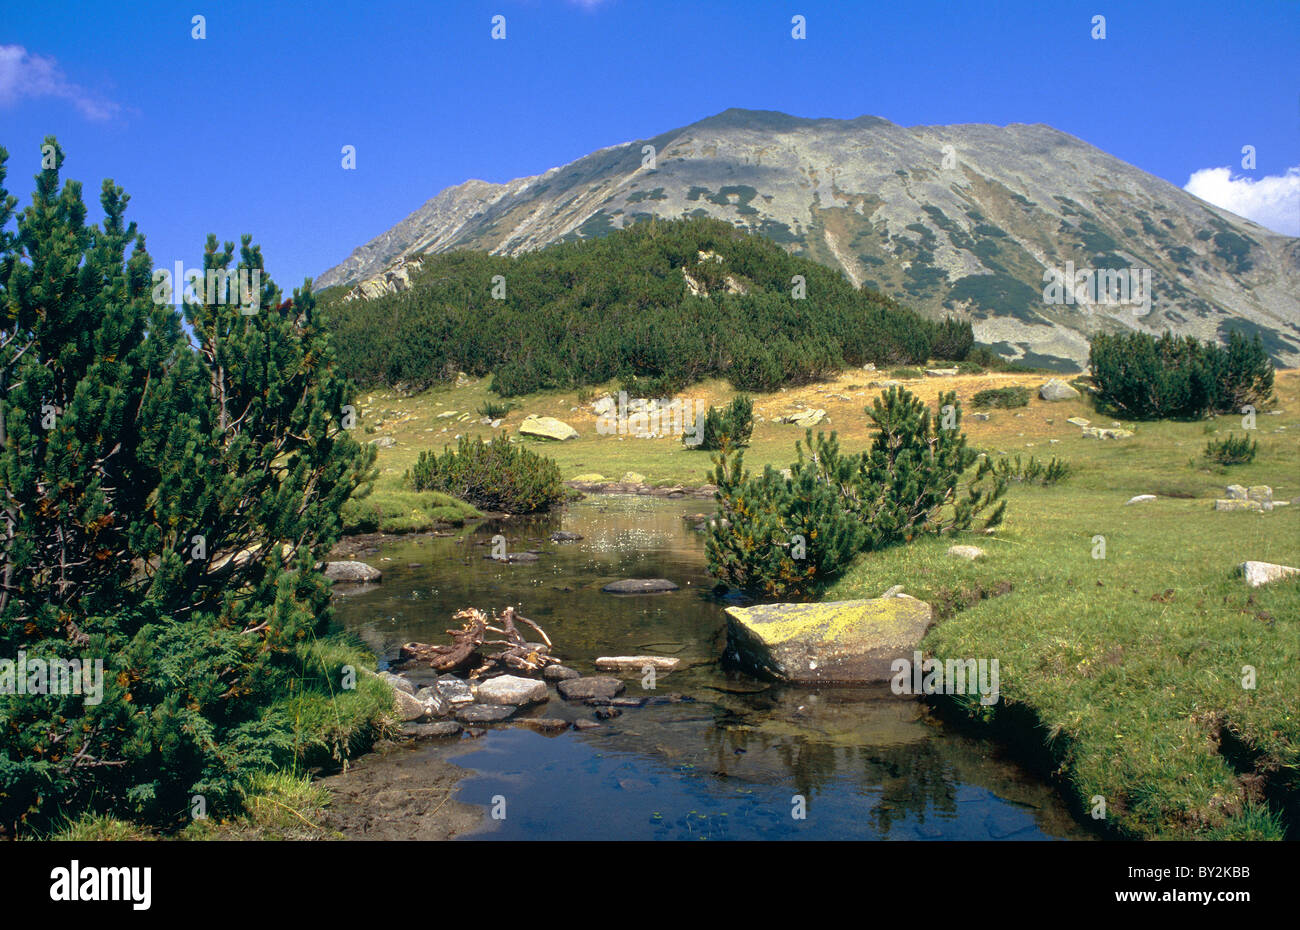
[1184,165,1300,237]
[0,44,120,121]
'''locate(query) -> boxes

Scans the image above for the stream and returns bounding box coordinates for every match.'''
[330,495,1092,840]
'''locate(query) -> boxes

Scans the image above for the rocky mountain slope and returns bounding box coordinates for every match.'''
[316,109,1300,370]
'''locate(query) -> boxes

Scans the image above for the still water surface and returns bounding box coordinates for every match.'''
[332,495,1091,840]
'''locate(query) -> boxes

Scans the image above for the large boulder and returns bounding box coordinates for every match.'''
[1240,561,1300,587]
[1039,379,1081,401]
[474,675,548,706]
[519,415,578,441]
[324,560,382,583]
[392,688,429,722]
[723,596,933,683]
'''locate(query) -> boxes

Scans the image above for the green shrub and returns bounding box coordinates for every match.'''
[408,435,564,513]
[972,386,1030,409]
[990,454,1072,485]
[688,395,753,451]
[1204,433,1257,465]
[891,367,924,380]
[322,217,968,396]
[706,388,1007,599]
[956,360,984,375]
[0,141,379,834]
[1089,330,1273,420]
[477,399,515,419]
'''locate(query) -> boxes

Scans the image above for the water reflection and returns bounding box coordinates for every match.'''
[331,495,1090,840]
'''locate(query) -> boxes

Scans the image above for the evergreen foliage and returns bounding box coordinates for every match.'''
[689,394,753,451]
[321,218,973,395]
[1088,330,1273,420]
[1204,433,1257,466]
[0,141,376,834]
[971,386,1030,408]
[407,435,564,513]
[706,387,1007,599]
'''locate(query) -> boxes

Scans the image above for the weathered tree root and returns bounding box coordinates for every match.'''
[400,606,561,678]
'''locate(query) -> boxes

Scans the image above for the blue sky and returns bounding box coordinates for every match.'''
[2,0,1297,291]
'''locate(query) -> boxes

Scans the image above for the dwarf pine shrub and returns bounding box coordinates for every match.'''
[408,435,564,513]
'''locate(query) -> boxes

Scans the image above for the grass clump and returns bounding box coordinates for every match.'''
[1205,433,1258,465]
[972,386,1031,409]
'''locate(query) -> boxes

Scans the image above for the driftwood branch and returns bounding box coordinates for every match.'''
[399,606,560,678]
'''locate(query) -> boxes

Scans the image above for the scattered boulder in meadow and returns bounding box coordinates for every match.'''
[926,368,958,377]
[1214,499,1265,512]
[1039,379,1080,401]
[1067,417,1090,427]
[590,396,616,416]
[1240,561,1300,587]
[1126,495,1157,505]
[324,560,382,583]
[519,415,579,441]
[602,578,679,594]
[368,436,396,448]
[776,408,827,427]
[971,412,990,421]
[557,676,626,701]
[1248,486,1273,503]
[947,545,986,560]
[1225,484,1248,500]
[868,380,902,389]
[474,675,548,706]
[1082,426,1134,440]
[620,471,646,483]
[723,596,933,683]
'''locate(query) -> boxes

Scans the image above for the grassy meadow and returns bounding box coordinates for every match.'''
[350,366,1299,839]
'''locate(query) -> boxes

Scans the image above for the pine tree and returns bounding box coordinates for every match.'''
[0,140,376,833]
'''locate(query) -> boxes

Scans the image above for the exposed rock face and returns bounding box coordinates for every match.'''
[324,560,382,583]
[557,677,626,701]
[1039,379,1081,401]
[602,578,680,594]
[723,597,934,683]
[474,675,549,706]
[1240,561,1300,587]
[518,415,578,441]
[594,656,681,673]
[316,108,1300,372]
